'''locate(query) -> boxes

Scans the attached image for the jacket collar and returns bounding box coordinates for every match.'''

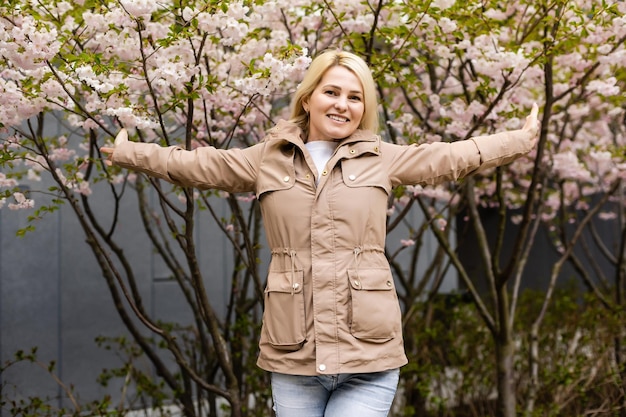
[266,119,380,156]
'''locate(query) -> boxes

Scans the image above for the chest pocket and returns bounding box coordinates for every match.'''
[256,171,295,199]
[340,157,391,194]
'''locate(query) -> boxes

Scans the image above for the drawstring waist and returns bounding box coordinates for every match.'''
[269,245,385,293]
[271,248,299,295]
[288,249,296,295]
[353,246,362,276]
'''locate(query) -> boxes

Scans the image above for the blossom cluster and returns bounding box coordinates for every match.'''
[0,0,624,225]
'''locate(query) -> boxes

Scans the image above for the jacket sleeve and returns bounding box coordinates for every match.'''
[111,141,264,193]
[385,128,535,187]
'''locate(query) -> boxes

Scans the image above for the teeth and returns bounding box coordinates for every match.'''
[328,115,348,122]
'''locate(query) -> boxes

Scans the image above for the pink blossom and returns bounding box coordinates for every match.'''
[575,201,589,212]
[401,239,415,247]
[431,0,455,10]
[586,77,620,97]
[598,211,617,221]
[82,11,108,31]
[8,192,34,210]
[438,18,457,34]
[407,185,423,196]
[77,181,92,196]
[398,195,411,206]
[2,16,61,70]
[27,170,41,181]
[552,152,592,182]
[510,215,523,225]
[49,147,76,162]
[342,15,375,33]
[484,9,510,21]
[119,0,159,19]
[0,173,18,187]
[81,118,99,131]
[419,187,453,203]
[24,155,46,172]
[585,151,614,178]
[236,194,257,203]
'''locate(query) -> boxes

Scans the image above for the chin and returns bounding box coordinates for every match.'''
[328,127,356,138]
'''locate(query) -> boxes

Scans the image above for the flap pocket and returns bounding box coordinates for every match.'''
[256,180,294,199]
[265,270,304,294]
[341,159,391,193]
[263,270,306,351]
[347,268,400,342]
[348,268,394,291]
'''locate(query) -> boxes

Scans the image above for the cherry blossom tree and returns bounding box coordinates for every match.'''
[1,0,625,416]
[373,1,625,415]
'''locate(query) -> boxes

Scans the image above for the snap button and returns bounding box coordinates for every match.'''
[322,170,328,176]
[350,149,356,154]
[319,364,326,371]
[374,146,379,152]
[353,280,360,287]
[305,174,311,179]
[386,281,392,287]
[283,176,290,182]
[348,174,356,181]
[292,283,300,290]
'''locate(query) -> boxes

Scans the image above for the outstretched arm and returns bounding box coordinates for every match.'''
[100,129,262,193]
[470,102,540,171]
[385,103,541,187]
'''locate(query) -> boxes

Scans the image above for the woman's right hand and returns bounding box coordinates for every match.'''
[100,128,128,166]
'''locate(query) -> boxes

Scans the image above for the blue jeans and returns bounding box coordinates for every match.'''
[271,369,400,417]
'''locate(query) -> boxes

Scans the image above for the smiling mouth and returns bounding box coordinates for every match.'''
[328,114,349,123]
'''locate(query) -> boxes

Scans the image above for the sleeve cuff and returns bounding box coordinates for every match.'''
[470,129,534,170]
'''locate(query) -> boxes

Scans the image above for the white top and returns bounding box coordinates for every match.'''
[305,141,339,185]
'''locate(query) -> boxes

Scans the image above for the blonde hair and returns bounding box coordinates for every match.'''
[289,50,379,135]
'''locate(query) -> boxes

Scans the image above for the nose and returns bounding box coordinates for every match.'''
[334,96,348,111]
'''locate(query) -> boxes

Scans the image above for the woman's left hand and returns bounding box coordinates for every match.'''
[522,103,540,149]
[100,128,128,166]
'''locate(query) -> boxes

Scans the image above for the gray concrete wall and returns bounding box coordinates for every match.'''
[0,181,239,413]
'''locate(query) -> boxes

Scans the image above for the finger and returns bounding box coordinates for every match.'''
[528,102,538,121]
[114,128,128,146]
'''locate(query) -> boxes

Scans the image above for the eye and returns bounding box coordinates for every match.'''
[349,95,362,101]
[324,89,338,96]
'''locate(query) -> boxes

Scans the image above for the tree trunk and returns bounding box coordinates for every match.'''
[495,333,516,417]
[495,282,516,417]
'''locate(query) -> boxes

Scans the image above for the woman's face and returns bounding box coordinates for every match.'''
[303,65,364,142]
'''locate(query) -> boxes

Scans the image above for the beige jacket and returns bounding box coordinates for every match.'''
[111,120,535,376]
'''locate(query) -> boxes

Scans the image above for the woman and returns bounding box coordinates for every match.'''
[101,50,540,417]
